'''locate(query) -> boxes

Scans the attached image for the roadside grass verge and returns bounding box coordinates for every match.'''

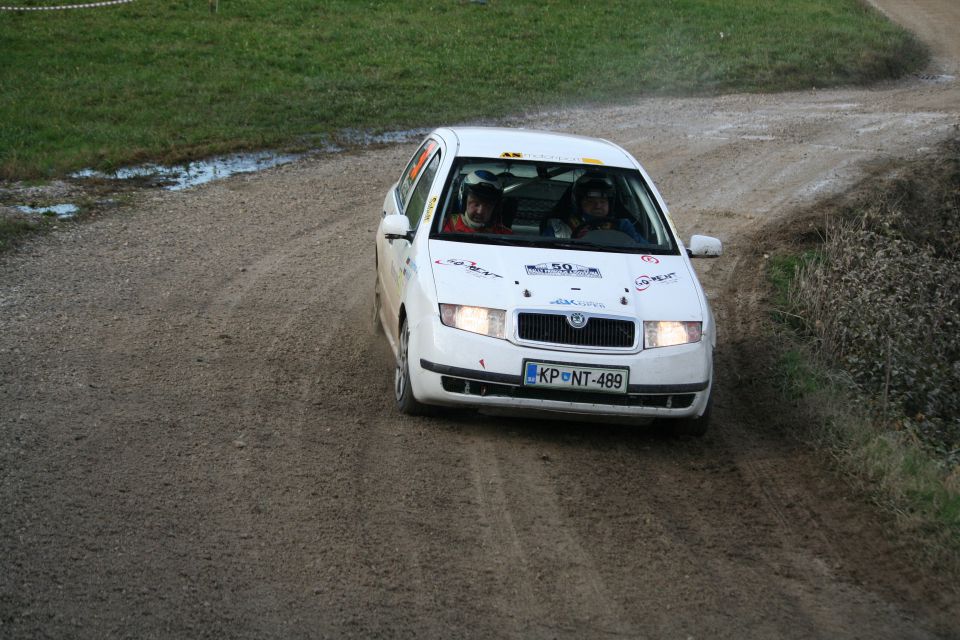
[0,215,49,252]
[767,138,960,570]
[775,345,960,572]
[0,0,926,180]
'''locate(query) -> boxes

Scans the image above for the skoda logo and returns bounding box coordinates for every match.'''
[567,312,588,329]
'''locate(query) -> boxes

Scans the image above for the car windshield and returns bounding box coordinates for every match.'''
[433,159,678,254]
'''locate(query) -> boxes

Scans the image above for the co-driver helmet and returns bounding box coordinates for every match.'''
[573,172,615,207]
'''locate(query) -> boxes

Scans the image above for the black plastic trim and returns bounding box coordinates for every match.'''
[420,359,523,385]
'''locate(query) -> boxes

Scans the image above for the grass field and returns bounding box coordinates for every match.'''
[0,0,926,179]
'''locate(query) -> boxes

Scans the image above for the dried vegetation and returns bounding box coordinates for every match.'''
[789,139,960,462]
[773,138,960,561]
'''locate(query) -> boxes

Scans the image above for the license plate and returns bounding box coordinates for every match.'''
[523,360,629,394]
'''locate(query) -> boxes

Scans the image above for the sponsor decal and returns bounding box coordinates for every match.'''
[640,255,660,264]
[434,258,503,279]
[408,141,437,181]
[479,359,486,370]
[500,152,523,158]
[550,298,606,309]
[525,262,602,278]
[402,256,418,281]
[513,152,602,164]
[634,272,678,292]
[423,196,438,222]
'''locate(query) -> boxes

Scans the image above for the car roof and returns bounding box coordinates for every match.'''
[434,126,639,170]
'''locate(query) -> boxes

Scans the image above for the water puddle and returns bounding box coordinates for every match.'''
[64,128,430,192]
[7,127,430,218]
[70,149,303,191]
[14,203,80,219]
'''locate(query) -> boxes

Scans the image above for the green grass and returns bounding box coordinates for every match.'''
[767,251,820,331]
[768,253,804,306]
[0,0,927,179]
[777,348,826,398]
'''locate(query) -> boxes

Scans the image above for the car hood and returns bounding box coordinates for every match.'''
[428,240,703,321]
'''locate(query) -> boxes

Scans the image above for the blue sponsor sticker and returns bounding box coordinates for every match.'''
[550,298,606,308]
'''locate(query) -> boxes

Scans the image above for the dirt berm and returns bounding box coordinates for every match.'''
[2,1,959,637]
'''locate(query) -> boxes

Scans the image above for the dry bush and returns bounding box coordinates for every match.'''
[789,140,960,462]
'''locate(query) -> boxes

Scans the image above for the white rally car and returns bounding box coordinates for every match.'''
[374,127,721,435]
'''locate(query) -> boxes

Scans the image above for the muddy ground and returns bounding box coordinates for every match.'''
[2,1,959,638]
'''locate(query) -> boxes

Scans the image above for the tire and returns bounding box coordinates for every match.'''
[669,393,712,437]
[372,277,383,334]
[395,318,427,415]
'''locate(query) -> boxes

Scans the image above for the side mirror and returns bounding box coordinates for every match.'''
[688,234,722,258]
[382,214,412,242]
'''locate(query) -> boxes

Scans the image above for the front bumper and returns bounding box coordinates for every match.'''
[407,316,713,421]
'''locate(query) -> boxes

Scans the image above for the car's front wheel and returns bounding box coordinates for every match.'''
[669,393,712,437]
[372,276,383,334]
[395,318,427,415]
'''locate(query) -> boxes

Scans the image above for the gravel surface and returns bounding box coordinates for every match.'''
[2,1,959,637]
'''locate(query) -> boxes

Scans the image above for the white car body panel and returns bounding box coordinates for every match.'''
[429,241,704,325]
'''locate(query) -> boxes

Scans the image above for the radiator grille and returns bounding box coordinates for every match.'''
[516,313,636,348]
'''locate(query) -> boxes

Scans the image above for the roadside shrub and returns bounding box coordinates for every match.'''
[788,140,960,463]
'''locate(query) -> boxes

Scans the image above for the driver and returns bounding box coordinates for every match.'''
[544,173,645,242]
[443,170,512,234]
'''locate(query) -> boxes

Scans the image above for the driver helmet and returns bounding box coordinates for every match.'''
[460,169,502,208]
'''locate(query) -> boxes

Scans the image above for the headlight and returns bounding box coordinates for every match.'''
[439,304,506,339]
[643,321,702,348]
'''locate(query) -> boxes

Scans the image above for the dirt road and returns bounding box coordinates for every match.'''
[2,1,958,637]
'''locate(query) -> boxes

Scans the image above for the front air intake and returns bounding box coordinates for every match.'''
[516,313,635,348]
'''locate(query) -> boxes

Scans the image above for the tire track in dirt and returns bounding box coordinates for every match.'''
[464,436,634,636]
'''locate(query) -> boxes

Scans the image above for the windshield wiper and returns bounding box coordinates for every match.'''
[434,233,520,246]
[547,240,633,252]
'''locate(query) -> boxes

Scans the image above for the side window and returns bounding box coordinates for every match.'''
[403,152,441,228]
[397,140,438,207]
